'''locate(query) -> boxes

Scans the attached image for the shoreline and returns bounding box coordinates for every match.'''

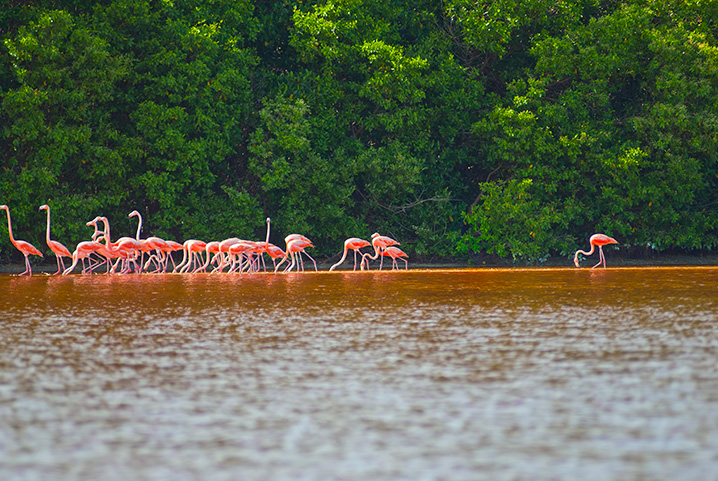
[2,254,718,274]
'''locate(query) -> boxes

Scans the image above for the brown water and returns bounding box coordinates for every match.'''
[1,267,717,480]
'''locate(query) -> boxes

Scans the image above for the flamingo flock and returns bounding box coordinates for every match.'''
[0,205,410,276]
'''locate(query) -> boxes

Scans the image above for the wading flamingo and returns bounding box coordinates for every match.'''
[253,218,272,272]
[574,233,618,269]
[329,237,371,271]
[1,205,43,275]
[276,237,316,273]
[361,233,400,270]
[39,204,72,275]
[265,244,286,271]
[129,210,170,273]
[62,218,107,275]
[175,239,207,273]
[381,246,409,270]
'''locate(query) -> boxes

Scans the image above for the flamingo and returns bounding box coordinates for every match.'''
[253,217,272,272]
[175,239,207,273]
[329,237,371,271]
[62,240,106,275]
[39,204,72,275]
[212,237,242,272]
[85,216,117,274]
[163,240,184,272]
[574,233,618,269]
[145,239,182,272]
[265,244,286,272]
[62,218,108,275]
[129,210,170,273]
[381,246,409,270]
[198,241,221,273]
[281,234,316,272]
[93,215,142,274]
[276,238,316,273]
[1,205,43,276]
[361,233,400,270]
[227,241,256,273]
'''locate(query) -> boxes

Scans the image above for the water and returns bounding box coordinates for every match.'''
[1,267,717,480]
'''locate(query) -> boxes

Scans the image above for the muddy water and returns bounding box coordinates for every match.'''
[1,267,717,480]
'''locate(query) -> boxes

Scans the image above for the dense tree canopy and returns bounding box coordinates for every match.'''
[1,0,717,264]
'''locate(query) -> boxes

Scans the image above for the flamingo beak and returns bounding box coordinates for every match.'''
[573,257,580,268]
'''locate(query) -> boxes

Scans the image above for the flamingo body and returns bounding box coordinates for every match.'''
[1,205,43,275]
[330,237,371,271]
[381,246,409,270]
[39,205,72,275]
[574,233,618,269]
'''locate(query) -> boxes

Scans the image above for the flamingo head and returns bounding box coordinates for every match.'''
[39,204,49,211]
[129,210,140,218]
[573,255,580,268]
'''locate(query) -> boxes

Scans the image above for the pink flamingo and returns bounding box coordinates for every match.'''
[227,241,256,273]
[98,215,142,274]
[39,204,72,275]
[281,234,316,272]
[265,244,286,271]
[574,233,618,268]
[276,237,316,273]
[175,239,207,273]
[129,210,170,273]
[212,237,242,272]
[62,218,108,275]
[198,241,221,273]
[329,237,371,271]
[253,217,273,272]
[145,239,183,272]
[361,233,400,270]
[163,240,184,271]
[1,205,43,276]
[62,240,106,275]
[85,216,117,274]
[381,246,409,270]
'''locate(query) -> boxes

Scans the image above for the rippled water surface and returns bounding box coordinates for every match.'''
[1,267,717,480]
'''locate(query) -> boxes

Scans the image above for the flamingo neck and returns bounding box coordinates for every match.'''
[574,244,595,261]
[135,214,143,240]
[102,220,111,246]
[330,244,350,271]
[365,241,381,261]
[2,208,15,244]
[45,209,52,243]
[265,218,270,245]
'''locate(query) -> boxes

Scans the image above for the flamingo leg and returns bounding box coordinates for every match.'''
[592,246,605,269]
[20,255,31,276]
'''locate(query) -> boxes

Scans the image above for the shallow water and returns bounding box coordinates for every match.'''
[1,267,717,480]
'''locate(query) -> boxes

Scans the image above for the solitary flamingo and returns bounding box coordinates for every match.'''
[39,204,72,275]
[574,233,618,269]
[381,246,409,270]
[1,205,43,275]
[329,237,371,271]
